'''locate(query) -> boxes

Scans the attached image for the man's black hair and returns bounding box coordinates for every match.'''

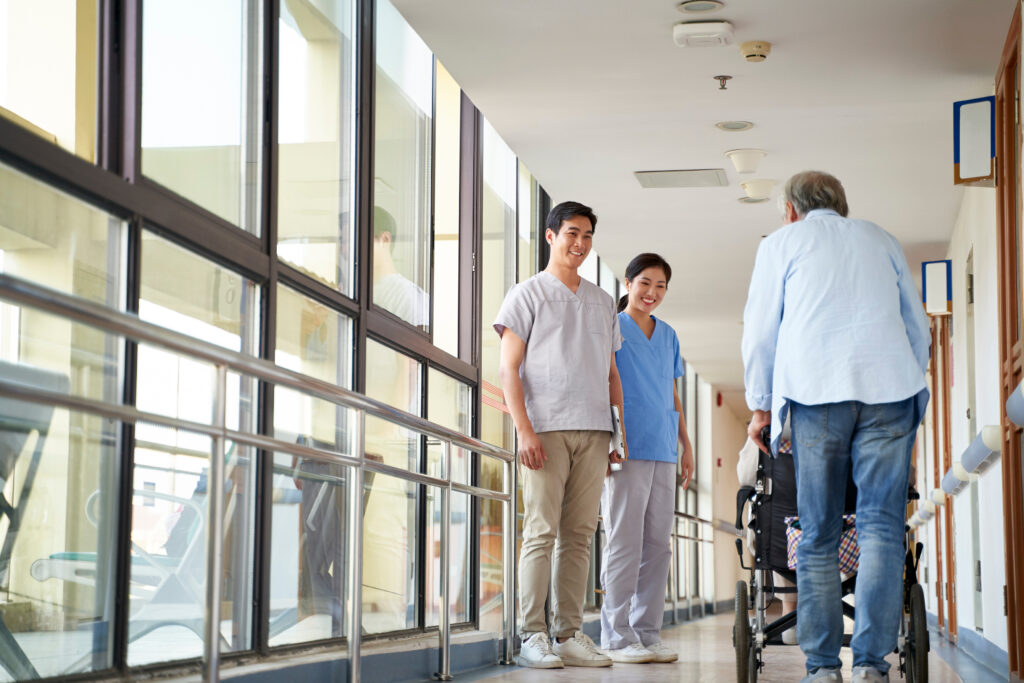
[545,201,598,234]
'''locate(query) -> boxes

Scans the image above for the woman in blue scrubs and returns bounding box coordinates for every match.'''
[600,253,694,664]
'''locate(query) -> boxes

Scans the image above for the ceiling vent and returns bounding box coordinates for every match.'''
[672,21,734,48]
[634,169,729,189]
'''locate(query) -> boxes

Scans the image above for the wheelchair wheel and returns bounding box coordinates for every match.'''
[748,640,759,682]
[905,583,928,683]
[734,581,750,683]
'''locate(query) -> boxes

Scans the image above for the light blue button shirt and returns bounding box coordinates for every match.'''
[742,209,931,454]
[616,313,685,463]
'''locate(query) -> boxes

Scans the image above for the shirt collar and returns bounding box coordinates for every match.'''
[804,208,841,219]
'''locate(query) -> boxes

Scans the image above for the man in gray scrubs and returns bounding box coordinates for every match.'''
[495,200,625,668]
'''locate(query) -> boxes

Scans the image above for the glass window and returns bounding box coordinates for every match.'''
[269,285,355,645]
[132,233,260,664]
[276,0,356,295]
[479,497,504,634]
[599,259,617,299]
[362,473,418,634]
[0,2,98,161]
[517,162,538,282]
[479,120,516,485]
[580,250,598,284]
[0,164,125,676]
[141,0,263,234]
[425,369,472,627]
[372,0,431,328]
[365,338,422,473]
[268,451,353,645]
[432,61,460,356]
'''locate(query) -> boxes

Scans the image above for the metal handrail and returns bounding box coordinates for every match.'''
[0,273,517,683]
[668,510,714,624]
[0,274,512,465]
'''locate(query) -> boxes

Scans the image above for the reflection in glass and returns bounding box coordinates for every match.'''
[479,120,516,458]
[141,0,263,233]
[0,165,125,675]
[0,401,120,677]
[373,0,432,328]
[362,473,417,634]
[365,339,421,473]
[269,451,352,645]
[479,497,504,634]
[274,284,354,446]
[276,0,357,294]
[426,489,469,627]
[131,236,260,664]
[426,368,471,483]
[0,3,98,161]
[433,61,461,356]
[517,162,538,282]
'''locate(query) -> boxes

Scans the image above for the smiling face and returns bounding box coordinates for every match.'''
[625,266,669,315]
[545,215,593,271]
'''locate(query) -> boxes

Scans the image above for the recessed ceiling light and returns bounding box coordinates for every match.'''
[738,196,769,204]
[677,0,725,13]
[716,120,754,132]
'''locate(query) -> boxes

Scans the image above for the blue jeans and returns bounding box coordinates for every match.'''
[791,398,917,674]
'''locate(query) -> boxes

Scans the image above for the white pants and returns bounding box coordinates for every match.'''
[599,459,675,650]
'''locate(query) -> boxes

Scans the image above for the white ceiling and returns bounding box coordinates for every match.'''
[393,0,1017,395]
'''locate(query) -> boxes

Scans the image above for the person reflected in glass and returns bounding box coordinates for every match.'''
[372,206,429,327]
[599,253,694,664]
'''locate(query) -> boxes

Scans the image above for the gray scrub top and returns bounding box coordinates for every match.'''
[493,271,622,434]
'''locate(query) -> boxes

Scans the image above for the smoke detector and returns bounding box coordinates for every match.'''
[739,40,771,62]
[672,21,734,48]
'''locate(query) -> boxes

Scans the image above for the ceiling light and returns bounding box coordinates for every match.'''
[725,148,767,174]
[716,120,754,132]
[741,179,777,200]
[738,196,769,204]
[677,0,725,13]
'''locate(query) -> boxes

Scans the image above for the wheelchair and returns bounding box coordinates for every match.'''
[732,429,928,682]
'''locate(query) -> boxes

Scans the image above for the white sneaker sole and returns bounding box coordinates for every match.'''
[516,655,564,669]
[608,654,657,663]
[558,657,613,667]
[652,653,678,662]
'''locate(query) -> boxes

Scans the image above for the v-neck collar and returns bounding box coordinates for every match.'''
[540,270,583,298]
[623,312,658,341]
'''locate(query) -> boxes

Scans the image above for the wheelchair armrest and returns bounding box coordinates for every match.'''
[907,485,920,501]
[735,486,755,530]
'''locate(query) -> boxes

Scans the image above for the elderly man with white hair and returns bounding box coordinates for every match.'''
[741,171,931,683]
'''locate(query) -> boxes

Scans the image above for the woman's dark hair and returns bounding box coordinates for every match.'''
[617,253,672,312]
[545,201,598,234]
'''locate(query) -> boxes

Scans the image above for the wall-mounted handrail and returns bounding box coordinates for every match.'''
[0,273,516,683]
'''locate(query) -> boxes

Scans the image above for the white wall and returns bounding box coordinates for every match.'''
[917,185,1007,651]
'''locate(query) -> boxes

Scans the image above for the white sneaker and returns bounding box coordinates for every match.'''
[516,632,564,669]
[606,642,657,663]
[645,641,678,662]
[552,631,613,667]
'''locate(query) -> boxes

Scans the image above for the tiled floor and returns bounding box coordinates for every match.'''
[466,611,963,682]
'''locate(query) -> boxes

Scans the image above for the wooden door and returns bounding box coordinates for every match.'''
[995,6,1024,679]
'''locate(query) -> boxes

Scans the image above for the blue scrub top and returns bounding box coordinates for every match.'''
[615,312,685,463]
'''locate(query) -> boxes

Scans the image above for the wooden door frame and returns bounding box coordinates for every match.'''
[995,4,1024,679]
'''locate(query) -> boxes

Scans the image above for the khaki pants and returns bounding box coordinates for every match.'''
[519,430,609,637]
